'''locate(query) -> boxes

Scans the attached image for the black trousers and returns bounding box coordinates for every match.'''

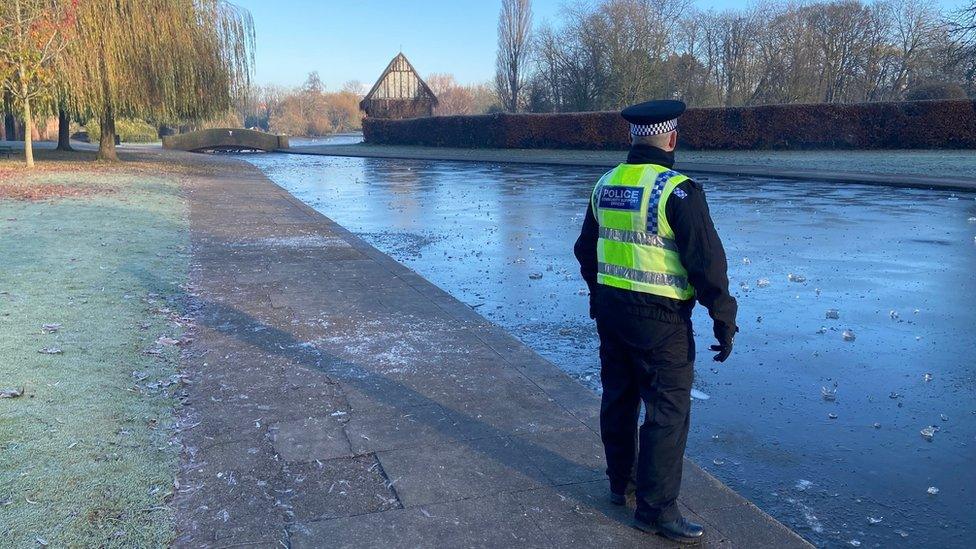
[596,310,695,522]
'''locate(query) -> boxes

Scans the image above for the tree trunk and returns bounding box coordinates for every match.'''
[97,103,118,162]
[57,108,73,151]
[3,114,14,141]
[20,80,34,168]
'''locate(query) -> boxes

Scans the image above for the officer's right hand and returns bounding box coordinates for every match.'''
[711,323,737,362]
[710,342,732,362]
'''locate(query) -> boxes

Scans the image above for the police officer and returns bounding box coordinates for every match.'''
[574,100,738,543]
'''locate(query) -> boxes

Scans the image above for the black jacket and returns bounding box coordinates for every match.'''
[573,144,738,335]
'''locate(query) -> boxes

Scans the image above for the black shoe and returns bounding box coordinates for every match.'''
[609,491,626,506]
[632,516,704,545]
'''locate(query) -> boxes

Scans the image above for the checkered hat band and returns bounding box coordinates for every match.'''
[630,118,677,136]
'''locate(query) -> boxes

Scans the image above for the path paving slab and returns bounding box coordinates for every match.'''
[290,493,550,549]
[168,151,813,547]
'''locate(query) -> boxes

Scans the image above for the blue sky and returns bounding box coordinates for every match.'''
[234,0,971,90]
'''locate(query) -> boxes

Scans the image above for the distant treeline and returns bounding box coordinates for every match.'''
[237,72,501,137]
[495,0,976,113]
[238,73,361,136]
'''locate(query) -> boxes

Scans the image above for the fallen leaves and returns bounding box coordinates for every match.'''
[0,183,115,201]
[1,387,24,399]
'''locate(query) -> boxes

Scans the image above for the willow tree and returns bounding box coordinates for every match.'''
[60,0,253,161]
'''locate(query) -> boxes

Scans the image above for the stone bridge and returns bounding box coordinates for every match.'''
[162,128,289,152]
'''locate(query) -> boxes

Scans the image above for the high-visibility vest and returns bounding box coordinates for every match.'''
[591,163,695,300]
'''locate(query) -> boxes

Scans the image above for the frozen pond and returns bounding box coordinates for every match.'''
[246,153,976,548]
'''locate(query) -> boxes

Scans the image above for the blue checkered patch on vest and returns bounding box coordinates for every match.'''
[646,170,677,234]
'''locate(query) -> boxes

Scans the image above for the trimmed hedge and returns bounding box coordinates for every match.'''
[362,100,976,150]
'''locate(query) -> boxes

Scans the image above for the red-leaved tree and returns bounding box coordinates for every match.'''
[0,0,77,167]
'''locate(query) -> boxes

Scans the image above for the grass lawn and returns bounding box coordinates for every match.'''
[0,151,190,547]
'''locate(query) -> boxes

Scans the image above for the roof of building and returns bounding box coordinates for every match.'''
[361,53,438,107]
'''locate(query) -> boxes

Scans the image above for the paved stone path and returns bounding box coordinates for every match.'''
[287,143,976,191]
[171,153,811,547]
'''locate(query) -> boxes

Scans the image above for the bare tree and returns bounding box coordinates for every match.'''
[525,0,970,110]
[495,0,533,112]
[945,1,976,90]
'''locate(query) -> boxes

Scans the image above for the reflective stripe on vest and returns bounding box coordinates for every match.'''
[591,163,695,300]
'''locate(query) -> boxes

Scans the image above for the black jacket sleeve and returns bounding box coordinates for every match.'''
[573,203,599,317]
[666,180,738,336]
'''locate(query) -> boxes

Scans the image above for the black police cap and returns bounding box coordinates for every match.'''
[621,100,686,125]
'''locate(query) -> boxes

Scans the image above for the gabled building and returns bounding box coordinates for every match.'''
[360,53,438,119]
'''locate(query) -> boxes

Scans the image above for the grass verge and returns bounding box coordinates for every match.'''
[0,154,189,547]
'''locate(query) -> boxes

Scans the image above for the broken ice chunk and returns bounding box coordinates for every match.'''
[756,278,770,288]
[821,386,837,401]
[867,516,883,525]
[927,486,939,495]
[795,479,812,491]
[920,425,937,441]
[742,257,751,264]
[842,330,856,342]
[528,273,543,280]
[828,413,838,419]
[825,309,840,319]
[691,389,710,401]
[788,273,806,283]
[816,326,827,334]
[923,372,933,382]
[889,310,899,320]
